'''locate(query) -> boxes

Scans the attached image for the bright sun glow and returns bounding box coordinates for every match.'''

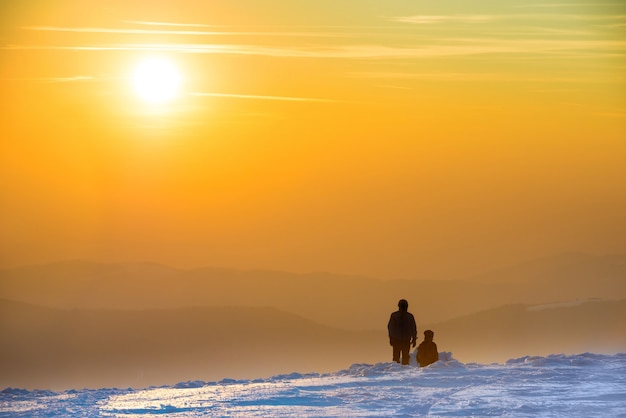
[131,57,182,104]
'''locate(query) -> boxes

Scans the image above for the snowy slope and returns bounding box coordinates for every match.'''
[2,353,625,417]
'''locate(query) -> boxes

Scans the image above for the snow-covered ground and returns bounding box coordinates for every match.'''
[1,353,625,417]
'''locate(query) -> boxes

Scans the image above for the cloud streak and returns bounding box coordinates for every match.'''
[5,38,624,59]
[22,26,350,38]
[121,21,217,28]
[390,13,626,24]
[190,92,341,103]
[1,76,95,83]
[350,71,626,86]
[350,72,592,83]
[391,15,495,25]
[9,14,625,67]
[512,3,620,9]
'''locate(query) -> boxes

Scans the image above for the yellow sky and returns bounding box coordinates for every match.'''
[1,0,625,279]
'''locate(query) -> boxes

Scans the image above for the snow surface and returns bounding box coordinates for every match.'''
[1,352,625,417]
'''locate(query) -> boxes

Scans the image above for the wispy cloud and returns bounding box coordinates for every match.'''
[390,15,495,25]
[22,26,350,38]
[512,3,619,8]
[5,38,625,59]
[9,14,626,63]
[349,71,602,84]
[390,13,626,24]
[2,76,95,83]
[121,21,217,28]
[374,84,414,90]
[0,43,511,57]
[443,37,626,53]
[592,110,626,118]
[191,92,341,103]
[487,27,595,36]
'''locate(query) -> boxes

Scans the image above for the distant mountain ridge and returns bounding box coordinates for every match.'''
[1,253,625,329]
[426,299,626,364]
[1,298,624,390]
[469,252,626,284]
[0,299,383,390]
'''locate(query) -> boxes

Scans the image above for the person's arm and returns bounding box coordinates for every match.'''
[410,315,418,347]
[387,315,394,345]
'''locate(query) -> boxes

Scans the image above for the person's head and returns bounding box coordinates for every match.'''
[424,329,434,340]
[398,299,408,311]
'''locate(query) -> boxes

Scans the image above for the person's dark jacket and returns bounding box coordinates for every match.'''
[387,310,417,344]
[417,340,439,367]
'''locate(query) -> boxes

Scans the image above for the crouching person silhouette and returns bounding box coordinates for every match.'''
[387,299,417,365]
[417,329,439,367]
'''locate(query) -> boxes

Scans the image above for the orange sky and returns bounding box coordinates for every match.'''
[1,0,625,279]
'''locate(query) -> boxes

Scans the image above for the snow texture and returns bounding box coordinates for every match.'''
[1,352,625,417]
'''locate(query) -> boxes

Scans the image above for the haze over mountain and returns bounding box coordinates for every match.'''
[2,253,624,327]
[1,298,624,391]
[0,299,382,390]
[1,252,624,390]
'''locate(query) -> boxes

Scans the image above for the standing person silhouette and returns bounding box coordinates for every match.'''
[387,299,417,365]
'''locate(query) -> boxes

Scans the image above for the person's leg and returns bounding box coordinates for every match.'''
[400,341,410,365]
[392,344,401,363]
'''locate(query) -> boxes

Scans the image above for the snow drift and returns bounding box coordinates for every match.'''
[2,352,625,417]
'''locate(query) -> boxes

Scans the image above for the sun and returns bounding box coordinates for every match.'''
[131,57,182,104]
